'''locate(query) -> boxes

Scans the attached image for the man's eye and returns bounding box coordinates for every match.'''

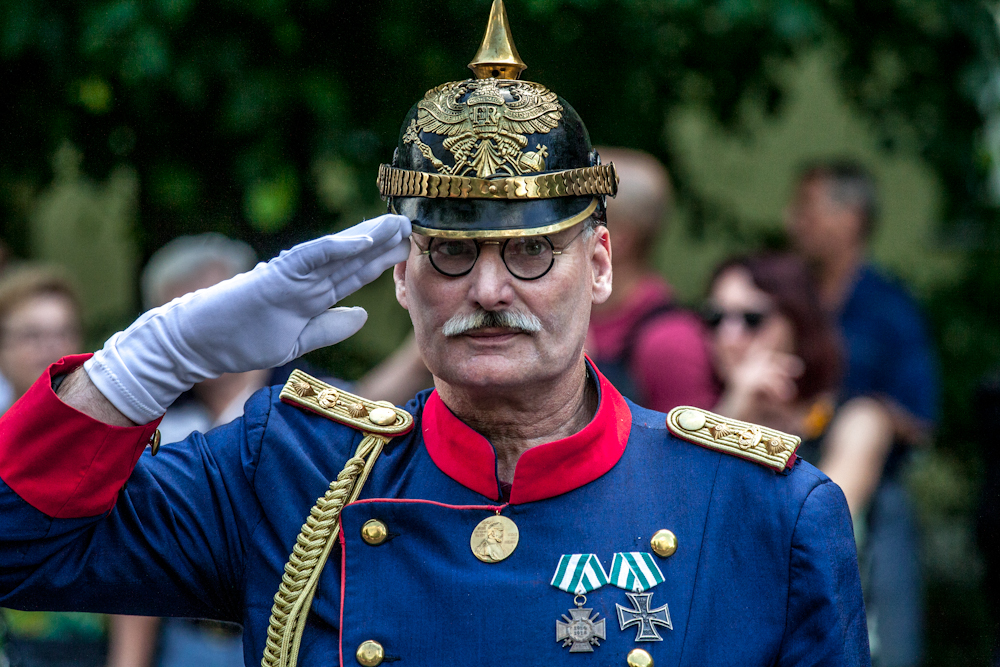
[436,241,473,257]
[522,239,546,256]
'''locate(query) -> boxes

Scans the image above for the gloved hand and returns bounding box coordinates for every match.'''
[84,215,411,424]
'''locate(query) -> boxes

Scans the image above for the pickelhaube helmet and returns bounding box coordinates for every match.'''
[378,0,618,238]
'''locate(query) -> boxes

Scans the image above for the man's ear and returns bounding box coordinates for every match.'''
[393,261,409,310]
[591,225,613,305]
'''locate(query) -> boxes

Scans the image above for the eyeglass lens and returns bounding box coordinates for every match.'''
[428,236,555,280]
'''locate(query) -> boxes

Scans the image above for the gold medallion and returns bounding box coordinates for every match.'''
[471,515,519,563]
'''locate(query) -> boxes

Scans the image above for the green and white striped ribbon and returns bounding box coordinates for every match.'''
[550,554,610,594]
[609,552,665,592]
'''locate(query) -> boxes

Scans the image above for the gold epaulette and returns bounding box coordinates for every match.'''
[279,369,414,436]
[666,406,800,473]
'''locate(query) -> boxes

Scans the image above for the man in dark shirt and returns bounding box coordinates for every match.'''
[787,160,939,667]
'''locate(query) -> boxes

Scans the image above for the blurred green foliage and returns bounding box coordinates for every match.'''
[1,0,989,248]
[3,1,1000,661]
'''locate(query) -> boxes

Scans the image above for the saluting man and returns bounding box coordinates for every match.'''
[0,3,869,666]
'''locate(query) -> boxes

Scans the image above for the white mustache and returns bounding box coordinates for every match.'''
[442,309,543,337]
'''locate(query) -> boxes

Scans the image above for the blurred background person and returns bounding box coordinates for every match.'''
[786,160,938,445]
[706,251,901,661]
[586,147,717,411]
[0,268,82,411]
[707,253,893,515]
[786,160,937,667]
[0,268,104,667]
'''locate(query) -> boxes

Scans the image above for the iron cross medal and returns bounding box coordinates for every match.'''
[616,592,672,641]
[556,595,607,652]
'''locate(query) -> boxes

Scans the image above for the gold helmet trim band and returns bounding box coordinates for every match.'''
[403,198,599,239]
[377,164,618,201]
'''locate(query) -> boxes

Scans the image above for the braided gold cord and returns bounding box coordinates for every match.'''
[260,433,388,667]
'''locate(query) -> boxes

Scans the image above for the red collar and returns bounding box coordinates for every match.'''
[421,359,632,504]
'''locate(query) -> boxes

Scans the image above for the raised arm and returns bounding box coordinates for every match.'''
[64,214,411,426]
[0,215,410,619]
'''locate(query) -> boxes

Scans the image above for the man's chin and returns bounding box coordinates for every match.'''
[438,354,536,391]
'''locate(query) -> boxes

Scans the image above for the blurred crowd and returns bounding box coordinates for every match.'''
[0,150,997,667]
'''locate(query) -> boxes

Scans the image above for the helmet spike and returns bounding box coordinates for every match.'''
[468,0,527,80]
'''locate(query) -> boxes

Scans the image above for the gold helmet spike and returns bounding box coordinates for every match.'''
[468,0,527,80]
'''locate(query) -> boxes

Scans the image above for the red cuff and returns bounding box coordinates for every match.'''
[0,354,161,518]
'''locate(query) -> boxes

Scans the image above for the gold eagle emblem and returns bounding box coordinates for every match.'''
[403,78,564,179]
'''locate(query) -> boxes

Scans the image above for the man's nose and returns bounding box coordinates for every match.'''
[467,242,515,309]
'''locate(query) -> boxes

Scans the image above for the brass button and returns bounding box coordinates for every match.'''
[627,648,653,667]
[149,430,161,456]
[368,407,397,426]
[677,409,706,432]
[361,519,389,546]
[650,529,677,558]
[356,640,384,666]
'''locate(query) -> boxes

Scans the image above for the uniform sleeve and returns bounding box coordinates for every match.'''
[777,480,871,666]
[631,313,719,412]
[0,356,266,622]
[0,354,160,518]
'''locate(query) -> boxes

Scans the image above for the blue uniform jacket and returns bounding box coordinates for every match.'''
[0,358,869,666]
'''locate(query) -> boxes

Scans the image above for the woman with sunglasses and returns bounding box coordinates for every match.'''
[706,253,893,518]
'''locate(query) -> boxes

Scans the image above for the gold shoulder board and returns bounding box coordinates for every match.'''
[666,406,800,473]
[279,369,414,436]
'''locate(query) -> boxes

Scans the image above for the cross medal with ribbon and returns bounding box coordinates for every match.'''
[609,552,672,641]
[551,553,672,654]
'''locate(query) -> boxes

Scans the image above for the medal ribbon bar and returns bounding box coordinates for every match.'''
[609,552,664,592]
[551,554,609,595]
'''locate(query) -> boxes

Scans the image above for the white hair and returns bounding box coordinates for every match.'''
[141,233,257,309]
[442,308,543,337]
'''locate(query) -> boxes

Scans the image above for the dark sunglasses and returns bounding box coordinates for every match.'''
[703,308,771,331]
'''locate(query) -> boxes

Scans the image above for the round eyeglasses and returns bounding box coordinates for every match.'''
[419,226,589,280]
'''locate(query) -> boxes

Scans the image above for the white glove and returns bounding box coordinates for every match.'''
[84,214,411,424]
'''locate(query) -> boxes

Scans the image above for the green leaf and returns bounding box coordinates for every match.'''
[245,170,299,232]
